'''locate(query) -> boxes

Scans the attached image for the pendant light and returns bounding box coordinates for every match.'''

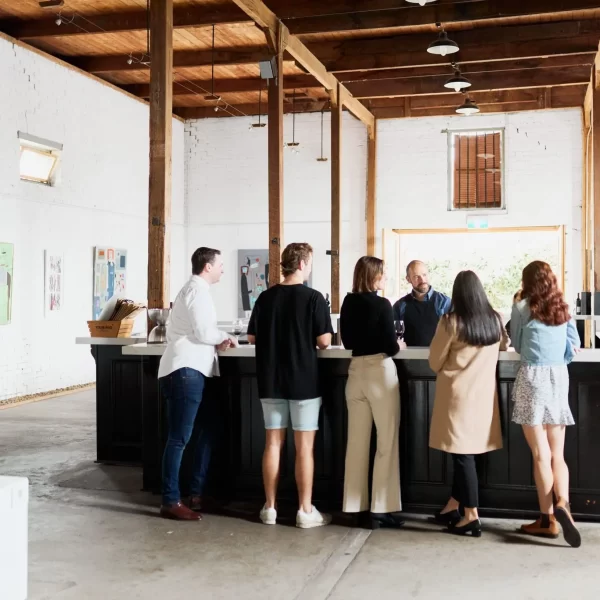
[405,0,437,4]
[286,90,300,154]
[444,70,471,92]
[204,24,220,101]
[427,25,459,56]
[250,82,267,129]
[316,109,328,162]
[456,97,480,116]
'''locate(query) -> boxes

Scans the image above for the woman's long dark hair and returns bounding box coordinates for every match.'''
[447,270,502,347]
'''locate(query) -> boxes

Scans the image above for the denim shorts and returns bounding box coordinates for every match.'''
[260,397,322,432]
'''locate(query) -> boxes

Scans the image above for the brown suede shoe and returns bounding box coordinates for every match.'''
[520,517,559,539]
[160,502,202,521]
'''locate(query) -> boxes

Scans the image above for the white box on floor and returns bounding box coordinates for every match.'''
[0,477,28,600]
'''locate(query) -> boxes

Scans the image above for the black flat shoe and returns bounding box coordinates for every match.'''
[370,512,406,529]
[554,503,582,548]
[433,508,461,526]
[448,519,482,538]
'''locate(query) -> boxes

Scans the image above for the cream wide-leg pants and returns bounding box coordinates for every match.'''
[343,354,401,514]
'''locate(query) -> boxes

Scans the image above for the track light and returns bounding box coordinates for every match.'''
[444,71,471,92]
[427,31,459,56]
[456,97,480,116]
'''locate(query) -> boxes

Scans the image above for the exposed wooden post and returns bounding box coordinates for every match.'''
[592,63,600,317]
[366,123,377,256]
[267,24,284,286]
[147,0,173,309]
[331,83,342,313]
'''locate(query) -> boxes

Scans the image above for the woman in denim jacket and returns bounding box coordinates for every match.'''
[511,261,581,548]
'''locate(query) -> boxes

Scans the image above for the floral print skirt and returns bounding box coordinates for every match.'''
[511,364,574,426]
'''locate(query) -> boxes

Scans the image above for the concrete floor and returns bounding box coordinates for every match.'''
[1,391,599,600]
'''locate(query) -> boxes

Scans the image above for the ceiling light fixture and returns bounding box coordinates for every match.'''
[316,108,328,162]
[250,82,267,129]
[427,25,459,56]
[405,0,437,5]
[444,70,471,92]
[204,24,220,101]
[456,97,480,116]
[286,90,300,153]
[55,15,63,26]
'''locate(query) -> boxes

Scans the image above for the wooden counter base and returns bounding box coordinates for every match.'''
[140,355,600,521]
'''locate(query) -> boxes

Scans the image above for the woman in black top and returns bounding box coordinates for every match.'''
[340,256,405,529]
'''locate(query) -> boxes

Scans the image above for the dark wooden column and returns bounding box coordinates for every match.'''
[331,85,342,313]
[366,123,377,256]
[147,0,173,309]
[267,33,284,286]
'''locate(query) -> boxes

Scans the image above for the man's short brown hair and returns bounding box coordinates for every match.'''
[280,243,313,277]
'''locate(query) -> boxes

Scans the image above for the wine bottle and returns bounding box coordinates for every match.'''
[576,293,581,316]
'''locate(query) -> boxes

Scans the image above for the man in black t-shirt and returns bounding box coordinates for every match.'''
[247,242,334,529]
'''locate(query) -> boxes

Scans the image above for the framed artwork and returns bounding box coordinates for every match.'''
[44,251,64,314]
[237,249,313,318]
[93,247,127,320]
[0,242,14,326]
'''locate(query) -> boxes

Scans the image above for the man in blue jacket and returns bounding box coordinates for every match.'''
[392,260,451,347]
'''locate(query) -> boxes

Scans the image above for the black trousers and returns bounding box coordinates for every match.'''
[451,453,479,508]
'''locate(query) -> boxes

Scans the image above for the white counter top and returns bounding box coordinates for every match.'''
[121,343,600,362]
[76,337,147,346]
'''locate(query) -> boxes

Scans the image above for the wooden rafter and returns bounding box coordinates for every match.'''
[4,0,600,39]
[210,0,374,129]
[175,84,586,120]
[125,54,595,99]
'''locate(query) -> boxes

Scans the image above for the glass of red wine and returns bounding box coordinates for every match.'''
[394,320,405,340]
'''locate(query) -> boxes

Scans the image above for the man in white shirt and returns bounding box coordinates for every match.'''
[158,247,237,521]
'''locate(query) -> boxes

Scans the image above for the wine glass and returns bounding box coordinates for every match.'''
[394,320,405,340]
[232,318,244,339]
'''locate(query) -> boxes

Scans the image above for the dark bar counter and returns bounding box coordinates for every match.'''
[76,337,146,466]
[121,344,600,521]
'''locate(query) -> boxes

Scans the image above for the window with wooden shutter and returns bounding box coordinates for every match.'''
[449,129,503,210]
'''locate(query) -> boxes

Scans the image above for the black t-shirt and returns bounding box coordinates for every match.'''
[340,292,399,357]
[247,284,334,400]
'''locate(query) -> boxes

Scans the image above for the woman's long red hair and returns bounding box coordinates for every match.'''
[521,261,570,326]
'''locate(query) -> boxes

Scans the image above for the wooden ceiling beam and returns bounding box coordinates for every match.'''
[286,0,600,36]
[127,74,320,99]
[347,66,592,99]
[229,0,374,130]
[174,84,586,120]
[73,47,271,73]
[175,99,329,119]
[0,5,249,39]
[6,0,600,39]
[125,54,594,99]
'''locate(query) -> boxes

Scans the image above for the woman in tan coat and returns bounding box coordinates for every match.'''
[429,271,509,538]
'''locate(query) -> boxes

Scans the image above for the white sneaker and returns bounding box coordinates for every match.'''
[296,505,332,529]
[260,505,277,525]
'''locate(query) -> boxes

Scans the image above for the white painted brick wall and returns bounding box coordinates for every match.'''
[0,38,186,401]
[185,111,368,319]
[185,108,583,321]
[377,109,583,303]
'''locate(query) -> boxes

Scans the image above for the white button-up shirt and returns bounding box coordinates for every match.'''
[158,275,229,379]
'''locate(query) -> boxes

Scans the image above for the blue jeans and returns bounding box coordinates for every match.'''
[160,367,215,506]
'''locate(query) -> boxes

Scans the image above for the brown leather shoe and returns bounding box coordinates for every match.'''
[188,495,203,512]
[160,502,202,521]
[520,517,559,538]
